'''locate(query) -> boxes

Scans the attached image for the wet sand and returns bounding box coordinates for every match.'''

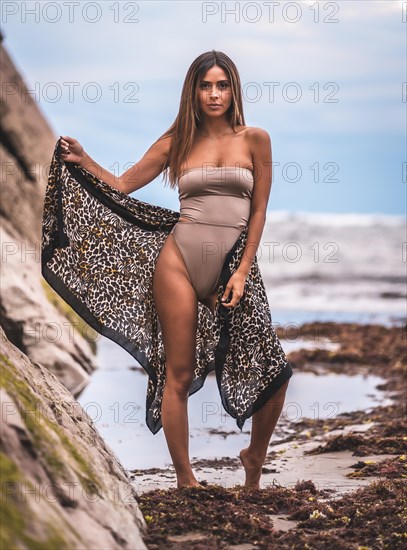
[130,321,406,549]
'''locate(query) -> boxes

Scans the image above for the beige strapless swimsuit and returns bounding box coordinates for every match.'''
[170,166,254,300]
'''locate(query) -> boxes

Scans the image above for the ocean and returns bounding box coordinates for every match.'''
[259,211,406,326]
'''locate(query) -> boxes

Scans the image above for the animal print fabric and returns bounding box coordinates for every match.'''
[41,138,293,434]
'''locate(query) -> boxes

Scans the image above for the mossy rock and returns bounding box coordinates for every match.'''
[0,452,73,549]
[0,353,102,495]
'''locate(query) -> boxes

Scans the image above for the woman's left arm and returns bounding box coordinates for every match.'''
[221,128,272,308]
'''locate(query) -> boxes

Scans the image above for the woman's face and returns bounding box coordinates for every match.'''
[196,65,232,119]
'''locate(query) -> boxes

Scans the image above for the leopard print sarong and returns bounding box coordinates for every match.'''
[41,138,293,434]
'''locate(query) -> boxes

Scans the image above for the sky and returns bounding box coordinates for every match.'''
[1,0,406,216]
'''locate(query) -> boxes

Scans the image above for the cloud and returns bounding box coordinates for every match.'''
[2,0,404,214]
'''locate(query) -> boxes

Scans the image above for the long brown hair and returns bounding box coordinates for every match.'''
[157,50,246,189]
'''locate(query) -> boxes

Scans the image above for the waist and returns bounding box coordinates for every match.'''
[179,195,251,229]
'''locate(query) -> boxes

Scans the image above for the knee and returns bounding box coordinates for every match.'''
[165,366,194,396]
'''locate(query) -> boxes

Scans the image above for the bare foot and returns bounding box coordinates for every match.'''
[177,478,202,489]
[239,448,263,490]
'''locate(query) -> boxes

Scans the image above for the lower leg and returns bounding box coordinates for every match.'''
[152,235,201,489]
[161,380,200,488]
[240,380,289,488]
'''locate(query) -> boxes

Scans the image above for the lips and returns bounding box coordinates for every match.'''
[208,104,221,106]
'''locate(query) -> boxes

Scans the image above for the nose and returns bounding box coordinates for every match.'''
[210,85,219,97]
[211,88,219,100]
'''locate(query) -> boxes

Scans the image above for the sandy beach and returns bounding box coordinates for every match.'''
[128,321,406,549]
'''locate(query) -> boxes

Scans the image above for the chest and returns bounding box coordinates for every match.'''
[181,135,253,174]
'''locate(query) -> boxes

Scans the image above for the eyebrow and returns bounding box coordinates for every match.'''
[200,79,230,83]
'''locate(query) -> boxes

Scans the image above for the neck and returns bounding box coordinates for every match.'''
[198,116,234,138]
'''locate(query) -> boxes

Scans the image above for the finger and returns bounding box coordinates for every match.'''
[221,295,235,308]
[223,300,237,308]
[60,142,71,154]
[221,286,232,302]
[60,138,73,152]
[59,139,69,150]
[228,292,243,308]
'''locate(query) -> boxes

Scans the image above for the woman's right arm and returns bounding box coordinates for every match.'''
[59,135,171,195]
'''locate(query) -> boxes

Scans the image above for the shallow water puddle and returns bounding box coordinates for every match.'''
[76,336,393,471]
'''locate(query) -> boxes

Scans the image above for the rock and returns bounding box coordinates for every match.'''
[0,37,97,391]
[0,39,55,240]
[1,225,95,396]
[0,325,148,549]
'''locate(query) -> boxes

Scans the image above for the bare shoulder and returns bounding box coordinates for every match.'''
[243,126,271,145]
[151,134,172,155]
[144,134,172,168]
[244,127,272,181]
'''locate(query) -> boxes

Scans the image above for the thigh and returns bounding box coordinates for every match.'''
[153,233,198,372]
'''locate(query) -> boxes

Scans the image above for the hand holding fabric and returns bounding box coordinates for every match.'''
[59,135,84,165]
[221,271,247,308]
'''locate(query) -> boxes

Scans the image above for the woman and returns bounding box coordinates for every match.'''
[56,50,291,490]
